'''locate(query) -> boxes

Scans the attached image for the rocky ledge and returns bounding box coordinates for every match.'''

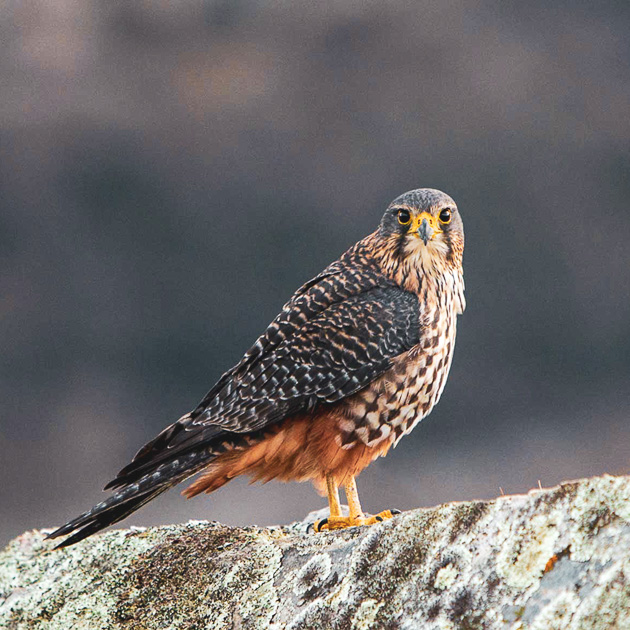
[2,474,630,629]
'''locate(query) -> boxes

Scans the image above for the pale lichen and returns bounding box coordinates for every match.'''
[496,513,560,590]
[351,598,384,629]
[434,563,458,591]
[2,474,630,629]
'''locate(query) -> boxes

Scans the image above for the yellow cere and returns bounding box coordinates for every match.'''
[411,212,442,237]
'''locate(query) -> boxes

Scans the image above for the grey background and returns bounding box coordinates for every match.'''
[2,1,629,546]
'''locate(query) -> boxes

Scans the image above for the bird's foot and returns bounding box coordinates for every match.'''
[313,509,400,532]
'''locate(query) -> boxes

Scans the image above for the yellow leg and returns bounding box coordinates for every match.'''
[344,476,364,519]
[326,474,342,518]
[313,475,401,532]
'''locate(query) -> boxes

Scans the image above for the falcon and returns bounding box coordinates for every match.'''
[48,188,465,547]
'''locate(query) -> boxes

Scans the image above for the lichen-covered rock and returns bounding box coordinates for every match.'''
[2,475,630,629]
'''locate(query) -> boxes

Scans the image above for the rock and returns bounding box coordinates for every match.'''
[2,474,630,629]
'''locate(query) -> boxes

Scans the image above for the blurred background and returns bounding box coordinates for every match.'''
[1,1,629,546]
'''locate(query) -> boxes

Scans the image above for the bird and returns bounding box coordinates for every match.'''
[48,187,465,548]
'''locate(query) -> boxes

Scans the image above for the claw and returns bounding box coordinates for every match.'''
[312,509,400,532]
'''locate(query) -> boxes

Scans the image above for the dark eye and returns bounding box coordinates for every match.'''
[397,209,412,226]
[439,208,452,224]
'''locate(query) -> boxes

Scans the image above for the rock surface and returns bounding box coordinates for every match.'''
[2,475,630,629]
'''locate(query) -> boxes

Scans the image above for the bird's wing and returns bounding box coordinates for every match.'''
[107,266,420,488]
[200,284,421,420]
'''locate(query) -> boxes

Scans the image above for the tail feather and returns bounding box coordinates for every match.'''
[103,420,225,491]
[47,450,215,548]
[48,487,166,548]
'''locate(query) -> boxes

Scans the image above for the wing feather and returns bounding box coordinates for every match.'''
[107,260,420,488]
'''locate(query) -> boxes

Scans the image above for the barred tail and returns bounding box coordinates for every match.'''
[46,450,214,548]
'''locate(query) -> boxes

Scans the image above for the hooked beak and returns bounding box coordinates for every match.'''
[417,218,434,245]
[412,212,441,245]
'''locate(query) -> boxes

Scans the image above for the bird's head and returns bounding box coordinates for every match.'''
[378,188,464,273]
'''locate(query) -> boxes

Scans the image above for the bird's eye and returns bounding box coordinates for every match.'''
[397,209,412,226]
[439,208,452,224]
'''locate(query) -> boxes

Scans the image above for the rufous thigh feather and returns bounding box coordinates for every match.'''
[183,409,394,499]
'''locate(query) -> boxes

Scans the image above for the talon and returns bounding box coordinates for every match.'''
[313,476,401,534]
[312,509,400,532]
[313,515,360,531]
[361,509,401,525]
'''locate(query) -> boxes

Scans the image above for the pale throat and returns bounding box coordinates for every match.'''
[393,236,461,297]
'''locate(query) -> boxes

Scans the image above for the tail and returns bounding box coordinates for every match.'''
[46,450,214,548]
